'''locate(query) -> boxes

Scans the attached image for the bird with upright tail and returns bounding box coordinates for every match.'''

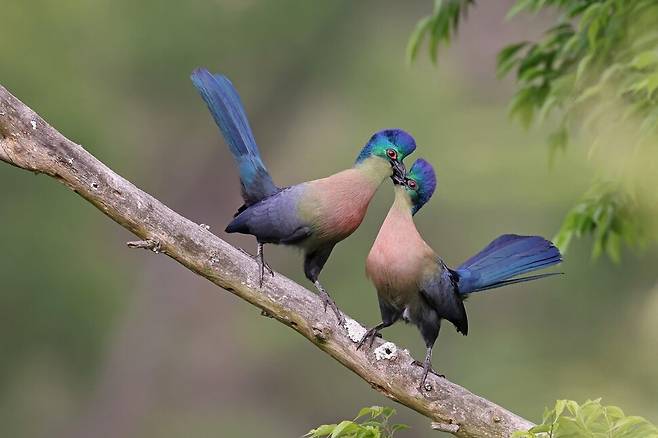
[360,159,562,389]
[191,68,416,325]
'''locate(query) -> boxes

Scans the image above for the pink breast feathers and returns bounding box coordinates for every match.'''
[311,170,380,242]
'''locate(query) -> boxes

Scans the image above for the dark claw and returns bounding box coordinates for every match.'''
[356,327,379,350]
[257,259,274,287]
[411,360,445,385]
[314,281,345,326]
[322,294,345,325]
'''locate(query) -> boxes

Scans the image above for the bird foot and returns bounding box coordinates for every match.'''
[238,247,275,287]
[252,244,275,288]
[316,284,345,326]
[356,327,380,350]
[237,247,253,257]
[256,257,274,288]
[411,359,445,389]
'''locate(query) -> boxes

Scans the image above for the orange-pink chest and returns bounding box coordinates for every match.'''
[366,207,435,302]
[300,169,379,243]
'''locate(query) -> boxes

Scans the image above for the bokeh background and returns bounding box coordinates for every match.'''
[1,1,657,437]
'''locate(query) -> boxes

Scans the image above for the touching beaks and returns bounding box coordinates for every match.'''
[390,160,406,185]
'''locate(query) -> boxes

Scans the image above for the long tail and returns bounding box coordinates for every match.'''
[456,234,562,294]
[191,68,278,205]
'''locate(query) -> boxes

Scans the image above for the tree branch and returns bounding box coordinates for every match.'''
[0,84,534,437]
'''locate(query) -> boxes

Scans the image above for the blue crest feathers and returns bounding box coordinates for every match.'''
[407,158,437,214]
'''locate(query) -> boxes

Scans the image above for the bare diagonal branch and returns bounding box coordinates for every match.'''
[0,84,534,437]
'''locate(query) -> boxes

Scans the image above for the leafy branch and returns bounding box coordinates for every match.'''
[409,0,658,261]
[406,0,475,64]
[308,400,658,438]
[306,406,409,438]
[513,399,658,438]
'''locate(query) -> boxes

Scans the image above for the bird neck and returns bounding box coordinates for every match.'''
[353,156,392,187]
[391,185,414,215]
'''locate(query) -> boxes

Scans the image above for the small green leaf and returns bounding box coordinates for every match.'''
[356,406,382,419]
[331,420,360,438]
[307,424,338,437]
[554,399,567,419]
[646,72,658,95]
[497,42,529,77]
[506,0,535,20]
[576,54,593,83]
[406,16,432,64]
[630,50,658,69]
[390,423,409,434]
[528,423,551,433]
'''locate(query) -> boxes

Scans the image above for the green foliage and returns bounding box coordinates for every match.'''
[410,0,658,261]
[513,399,658,438]
[306,406,409,438]
[406,0,475,64]
[499,0,658,260]
[553,184,644,262]
[498,0,658,140]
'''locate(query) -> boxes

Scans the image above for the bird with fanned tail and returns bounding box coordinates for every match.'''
[191,68,416,325]
[359,159,562,388]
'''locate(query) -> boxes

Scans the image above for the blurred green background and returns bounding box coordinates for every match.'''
[1,1,656,437]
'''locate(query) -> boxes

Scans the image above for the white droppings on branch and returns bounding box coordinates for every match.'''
[374,342,397,361]
[345,318,367,343]
[30,120,36,130]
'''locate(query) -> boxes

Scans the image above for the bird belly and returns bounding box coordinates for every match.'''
[366,250,421,309]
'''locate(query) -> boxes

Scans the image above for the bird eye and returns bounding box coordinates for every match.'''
[386,149,397,160]
[407,179,418,190]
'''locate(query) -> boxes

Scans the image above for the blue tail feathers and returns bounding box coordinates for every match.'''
[191,68,278,204]
[456,234,562,294]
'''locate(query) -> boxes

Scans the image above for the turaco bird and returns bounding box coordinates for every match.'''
[191,68,415,325]
[360,159,562,388]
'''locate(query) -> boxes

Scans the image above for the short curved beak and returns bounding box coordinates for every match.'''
[390,160,406,185]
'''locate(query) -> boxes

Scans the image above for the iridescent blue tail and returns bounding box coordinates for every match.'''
[456,234,562,294]
[191,68,278,204]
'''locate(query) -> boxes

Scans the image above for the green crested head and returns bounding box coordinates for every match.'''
[355,129,416,180]
[402,158,437,215]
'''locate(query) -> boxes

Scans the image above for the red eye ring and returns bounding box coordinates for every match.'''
[407,179,417,190]
[386,149,397,159]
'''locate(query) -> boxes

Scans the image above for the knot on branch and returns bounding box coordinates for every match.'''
[312,324,328,342]
[431,422,460,433]
[127,239,162,253]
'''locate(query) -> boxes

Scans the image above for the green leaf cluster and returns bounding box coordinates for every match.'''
[306,406,409,438]
[410,0,658,261]
[498,0,658,139]
[499,1,658,260]
[406,0,475,64]
[553,184,645,262]
[513,399,658,438]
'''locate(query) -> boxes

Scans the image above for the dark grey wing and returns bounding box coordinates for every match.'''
[419,262,468,335]
[225,185,312,245]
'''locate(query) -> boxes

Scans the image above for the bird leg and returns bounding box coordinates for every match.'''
[419,348,433,391]
[255,243,274,287]
[416,347,444,391]
[313,280,345,326]
[411,360,444,378]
